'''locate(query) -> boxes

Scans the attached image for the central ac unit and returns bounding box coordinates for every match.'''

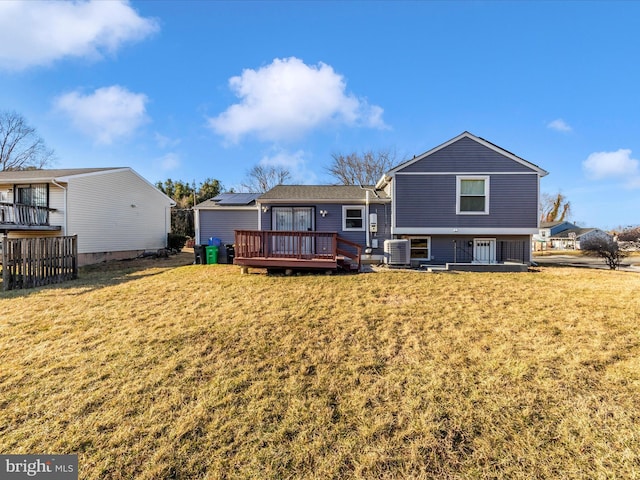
[384,239,411,265]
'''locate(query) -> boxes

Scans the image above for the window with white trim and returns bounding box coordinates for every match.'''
[16,183,48,207]
[402,236,431,260]
[457,176,489,214]
[342,206,365,231]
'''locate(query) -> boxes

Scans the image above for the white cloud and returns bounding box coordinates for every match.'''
[54,85,149,144]
[547,119,572,132]
[159,153,181,171]
[260,149,317,184]
[583,149,639,180]
[208,57,387,143]
[154,132,181,149]
[0,0,158,71]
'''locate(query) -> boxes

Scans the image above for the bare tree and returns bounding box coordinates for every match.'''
[327,149,398,185]
[241,165,291,193]
[540,192,571,223]
[581,235,627,270]
[617,225,640,242]
[0,111,55,171]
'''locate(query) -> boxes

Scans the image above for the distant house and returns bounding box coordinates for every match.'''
[232,132,549,272]
[533,221,611,250]
[0,168,175,265]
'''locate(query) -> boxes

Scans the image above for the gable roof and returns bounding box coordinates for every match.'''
[0,168,122,183]
[0,167,176,206]
[540,221,575,229]
[550,227,604,239]
[376,131,548,187]
[259,185,389,202]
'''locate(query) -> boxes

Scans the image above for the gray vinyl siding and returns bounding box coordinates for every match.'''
[259,202,391,253]
[400,137,534,173]
[427,235,531,264]
[395,174,538,229]
[200,209,258,245]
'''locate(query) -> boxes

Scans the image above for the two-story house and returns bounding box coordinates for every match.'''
[0,168,175,265]
[225,132,548,272]
[376,131,548,267]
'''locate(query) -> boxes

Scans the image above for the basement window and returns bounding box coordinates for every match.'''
[402,236,431,260]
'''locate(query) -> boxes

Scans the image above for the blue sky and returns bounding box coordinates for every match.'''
[1,1,639,230]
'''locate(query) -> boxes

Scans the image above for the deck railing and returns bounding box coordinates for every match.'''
[0,202,54,226]
[234,230,362,270]
[235,230,337,260]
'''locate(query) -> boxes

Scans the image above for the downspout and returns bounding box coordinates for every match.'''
[51,179,67,235]
[193,206,200,245]
[365,190,370,248]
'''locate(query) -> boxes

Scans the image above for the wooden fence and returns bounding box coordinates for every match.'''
[1,236,78,291]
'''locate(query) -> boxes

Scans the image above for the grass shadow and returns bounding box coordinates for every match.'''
[0,251,197,297]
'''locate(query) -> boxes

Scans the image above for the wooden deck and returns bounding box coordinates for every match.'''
[234,230,362,272]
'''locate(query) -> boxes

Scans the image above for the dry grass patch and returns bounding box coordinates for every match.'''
[1,257,640,479]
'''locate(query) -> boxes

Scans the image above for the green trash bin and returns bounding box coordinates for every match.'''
[205,245,219,264]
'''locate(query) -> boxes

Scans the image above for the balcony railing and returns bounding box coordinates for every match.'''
[0,202,54,226]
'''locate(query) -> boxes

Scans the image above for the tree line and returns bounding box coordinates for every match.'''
[4,108,638,248]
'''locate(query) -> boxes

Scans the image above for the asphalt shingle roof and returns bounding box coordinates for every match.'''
[259,185,389,201]
[0,168,121,183]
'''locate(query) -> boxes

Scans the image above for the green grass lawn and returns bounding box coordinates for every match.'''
[1,254,639,479]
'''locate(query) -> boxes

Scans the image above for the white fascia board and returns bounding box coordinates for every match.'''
[193,205,258,211]
[375,174,392,189]
[262,198,390,204]
[54,167,128,182]
[392,227,538,235]
[394,171,540,176]
[57,167,177,206]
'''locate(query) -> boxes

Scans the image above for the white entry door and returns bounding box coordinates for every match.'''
[473,238,496,264]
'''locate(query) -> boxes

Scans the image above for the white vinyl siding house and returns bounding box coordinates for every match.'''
[0,168,175,265]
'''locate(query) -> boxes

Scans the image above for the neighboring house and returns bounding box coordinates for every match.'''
[375,131,548,267]
[193,192,260,246]
[533,221,611,250]
[0,168,175,265]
